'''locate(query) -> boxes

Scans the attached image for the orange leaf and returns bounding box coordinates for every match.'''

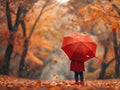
[53,60,58,64]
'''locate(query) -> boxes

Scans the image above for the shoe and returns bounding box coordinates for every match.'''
[75,82,80,85]
[80,82,84,85]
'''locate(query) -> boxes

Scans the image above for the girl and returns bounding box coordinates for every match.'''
[70,60,85,85]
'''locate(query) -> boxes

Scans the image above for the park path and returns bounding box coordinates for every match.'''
[0,75,120,90]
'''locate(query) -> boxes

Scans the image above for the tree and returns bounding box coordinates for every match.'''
[0,0,39,75]
[18,0,49,77]
[77,0,120,78]
[0,0,60,78]
[2,1,25,75]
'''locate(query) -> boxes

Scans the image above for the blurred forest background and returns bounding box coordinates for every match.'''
[0,0,120,80]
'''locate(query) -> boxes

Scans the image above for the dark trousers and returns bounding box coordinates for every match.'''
[74,72,84,82]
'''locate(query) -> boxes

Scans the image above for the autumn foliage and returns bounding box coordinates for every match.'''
[0,75,120,90]
[0,0,120,82]
[78,0,120,31]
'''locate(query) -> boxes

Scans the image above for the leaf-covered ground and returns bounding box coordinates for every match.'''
[0,75,120,90]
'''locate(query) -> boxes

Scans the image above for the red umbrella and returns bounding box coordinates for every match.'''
[61,32,97,62]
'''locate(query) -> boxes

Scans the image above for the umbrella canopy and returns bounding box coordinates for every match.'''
[61,32,97,62]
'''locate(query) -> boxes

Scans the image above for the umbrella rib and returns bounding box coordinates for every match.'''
[70,43,80,60]
[70,42,95,57]
[65,41,94,54]
[71,42,94,61]
[81,42,95,56]
[62,41,96,61]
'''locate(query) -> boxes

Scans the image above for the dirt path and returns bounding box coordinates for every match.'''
[0,75,120,90]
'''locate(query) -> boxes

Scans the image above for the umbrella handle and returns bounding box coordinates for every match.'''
[95,56,101,64]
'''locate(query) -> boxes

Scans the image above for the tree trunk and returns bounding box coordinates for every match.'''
[18,2,47,77]
[112,3,120,78]
[99,63,107,79]
[98,57,115,79]
[112,31,120,78]
[2,1,22,75]
[18,39,28,77]
[3,36,14,75]
[98,46,109,79]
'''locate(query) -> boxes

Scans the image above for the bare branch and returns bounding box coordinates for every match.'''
[20,20,26,37]
[14,6,22,29]
[28,0,49,40]
[106,57,115,67]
